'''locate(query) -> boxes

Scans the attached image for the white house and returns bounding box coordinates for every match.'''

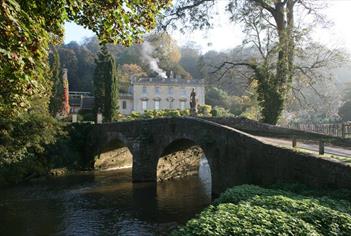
[69,76,205,115]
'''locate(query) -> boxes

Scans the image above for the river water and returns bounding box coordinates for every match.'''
[0,159,211,236]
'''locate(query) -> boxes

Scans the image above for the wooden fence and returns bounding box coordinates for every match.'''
[286,122,351,138]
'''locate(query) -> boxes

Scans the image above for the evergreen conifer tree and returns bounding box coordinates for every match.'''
[94,46,119,122]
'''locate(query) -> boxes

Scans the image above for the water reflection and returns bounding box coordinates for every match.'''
[0,157,211,235]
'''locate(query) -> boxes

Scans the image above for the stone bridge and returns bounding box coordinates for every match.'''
[86,117,351,195]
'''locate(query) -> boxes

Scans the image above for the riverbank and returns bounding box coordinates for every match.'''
[0,122,92,188]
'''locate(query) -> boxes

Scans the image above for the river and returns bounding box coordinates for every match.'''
[0,158,211,235]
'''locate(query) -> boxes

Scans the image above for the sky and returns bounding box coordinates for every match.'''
[64,1,351,53]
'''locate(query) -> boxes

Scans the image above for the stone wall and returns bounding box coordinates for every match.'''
[157,146,203,181]
[94,147,133,170]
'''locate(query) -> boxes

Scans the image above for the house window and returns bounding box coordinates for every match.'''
[168,86,174,95]
[142,100,148,111]
[180,101,186,110]
[169,100,173,109]
[154,100,160,110]
[182,87,186,96]
[142,86,147,94]
[122,101,127,109]
[155,86,160,95]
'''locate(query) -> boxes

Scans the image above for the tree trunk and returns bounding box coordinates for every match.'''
[273,2,288,89]
[287,0,295,84]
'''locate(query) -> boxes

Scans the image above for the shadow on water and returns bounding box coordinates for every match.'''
[0,157,211,235]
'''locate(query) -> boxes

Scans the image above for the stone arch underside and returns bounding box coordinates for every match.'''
[156,138,211,182]
[93,132,134,170]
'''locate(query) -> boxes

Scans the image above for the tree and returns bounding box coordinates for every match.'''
[145,33,192,79]
[180,43,202,80]
[119,64,147,93]
[61,41,96,92]
[94,46,119,122]
[339,101,351,122]
[0,0,170,184]
[120,64,147,82]
[198,48,250,96]
[162,0,341,124]
[48,48,63,116]
[1,0,171,118]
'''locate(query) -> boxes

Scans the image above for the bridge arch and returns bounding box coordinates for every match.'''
[156,138,212,189]
[90,132,135,170]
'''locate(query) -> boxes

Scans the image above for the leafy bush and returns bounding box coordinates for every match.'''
[0,112,60,185]
[198,104,212,116]
[173,185,351,236]
[165,109,181,117]
[211,106,233,117]
[213,184,288,205]
[45,123,92,170]
[173,203,319,236]
[142,110,155,119]
[130,111,141,119]
[247,195,351,235]
[180,109,190,116]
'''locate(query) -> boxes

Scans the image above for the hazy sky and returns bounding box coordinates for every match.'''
[64,1,351,53]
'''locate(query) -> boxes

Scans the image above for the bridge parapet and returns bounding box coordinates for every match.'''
[202,117,351,147]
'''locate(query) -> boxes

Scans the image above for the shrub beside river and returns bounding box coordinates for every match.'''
[172,184,351,236]
[0,114,91,187]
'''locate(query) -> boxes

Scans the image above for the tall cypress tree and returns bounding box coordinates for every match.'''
[93,45,119,122]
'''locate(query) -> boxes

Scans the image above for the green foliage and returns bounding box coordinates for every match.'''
[131,111,142,119]
[105,52,119,122]
[197,105,212,116]
[49,47,63,116]
[339,101,351,122]
[173,185,351,236]
[0,110,60,185]
[179,43,202,79]
[143,110,156,119]
[45,123,92,169]
[0,0,171,184]
[255,65,284,124]
[211,106,233,117]
[205,87,248,116]
[213,184,288,205]
[1,0,170,118]
[94,46,119,122]
[1,0,56,117]
[166,109,181,117]
[173,203,318,236]
[180,109,190,116]
[246,195,351,235]
[119,109,192,121]
[58,42,95,92]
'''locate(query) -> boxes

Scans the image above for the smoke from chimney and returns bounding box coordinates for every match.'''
[141,41,167,78]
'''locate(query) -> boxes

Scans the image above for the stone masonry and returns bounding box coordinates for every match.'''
[86,117,351,196]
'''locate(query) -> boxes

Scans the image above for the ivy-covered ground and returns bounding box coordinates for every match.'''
[172,184,351,236]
